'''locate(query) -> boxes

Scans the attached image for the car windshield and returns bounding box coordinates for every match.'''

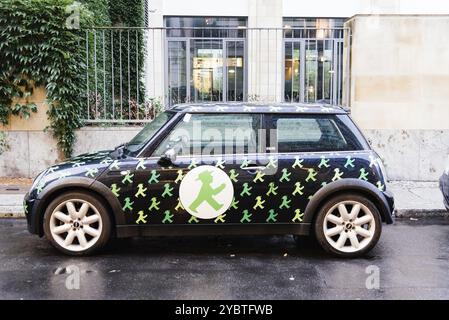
[125,111,175,154]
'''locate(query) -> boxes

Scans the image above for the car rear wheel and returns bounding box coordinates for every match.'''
[314,193,381,258]
[43,192,111,256]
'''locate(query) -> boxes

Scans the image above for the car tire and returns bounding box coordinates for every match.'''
[314,193,382,258]
[43,191,112,256]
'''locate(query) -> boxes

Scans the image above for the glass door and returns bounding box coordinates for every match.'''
[225,40,245,101]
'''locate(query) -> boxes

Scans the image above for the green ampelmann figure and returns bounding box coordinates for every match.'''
[231,197,239,210]
[292,156,304,169]
[135,183,147,198]
[376,181,385,191]
[266,209,278,223]
[111,183,120,197]
[253,170,265,183]
[36,181,45,194]
[174,169,184,184]
[136,210,148,224]
[47,166,59,173]
[162,210,174,224]
[279,195,291,209]
[240,209,252,223]
[121,171,134,185]
[148,170,160,184]
[215,159,226,169]
[162,183,174,198]
[85,168,99,178]
[292,209,304,223]
[188,158,199,169]
[213,213,225,223]
[189,170,225,213]
[266,182,278,196]
[228,169,239,183]
[72,161,85,168]
[318,155,330,168]
[359,168,369,181]
[332,168,344,181]
[292,181,304,196]
[266,156,278,169]
[122,197,134,212]
[136,159,147,170]
[240,158,252,169]
[175,197,184,211]
[305,168,317,182]
[279,168,291,182]
[240,183,252,197]
[110,160,120,170]
[253,196,265,210]
[148,197,160,211]
[344,156,355,168]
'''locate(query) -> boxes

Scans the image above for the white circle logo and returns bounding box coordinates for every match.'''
[179,165,234,219]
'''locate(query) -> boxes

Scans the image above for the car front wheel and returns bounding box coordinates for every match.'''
[43,192,112,256]
[314,193,382,258]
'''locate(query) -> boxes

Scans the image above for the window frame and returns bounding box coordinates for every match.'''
[265,113,366,154]
[147,112,264,158]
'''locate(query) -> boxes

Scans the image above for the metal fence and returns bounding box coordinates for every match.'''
[81,27,351,123]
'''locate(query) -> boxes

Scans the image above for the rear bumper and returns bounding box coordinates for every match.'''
[382,189,395,224]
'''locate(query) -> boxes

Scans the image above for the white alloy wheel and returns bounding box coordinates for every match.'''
[49,199,103,252]
[323,200,376,253]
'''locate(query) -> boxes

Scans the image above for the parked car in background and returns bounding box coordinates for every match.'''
[24,103,394,257]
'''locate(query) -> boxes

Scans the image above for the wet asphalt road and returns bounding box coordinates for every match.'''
[1,218,449,300]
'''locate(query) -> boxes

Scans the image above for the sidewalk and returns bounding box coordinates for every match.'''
[0,181,447,218]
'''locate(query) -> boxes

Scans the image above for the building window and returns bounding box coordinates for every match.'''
[165,17,247,106]
[283,18,346,105]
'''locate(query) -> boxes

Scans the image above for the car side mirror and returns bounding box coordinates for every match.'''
[158,148,176,167]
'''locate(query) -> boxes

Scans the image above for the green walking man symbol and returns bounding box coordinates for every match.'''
[240,158,252,169]
[229,169,239,183]
[111,184,120,197]
[306,168,317,182]
[85,168,98,178]
[122,197,134,212]
[188,215,199,224]
[279,195,291,209]
[148,170,160,184]
[214,214,226,223]
[162,183,174,198]
[162,210,174,224]
[188,170,225,213]
[240,183,252,197]
[266,209,278,223]
[266,156,278,169]
[240,209,252,223]
[148,197,160,211]
[318,155,330,168]
[292,156,304,169]
[188,158,199,169]
[266,182,278,196]
[136,210,148,224]
[175,169,184,184]
[253,196,265,210]
[292,182,304,196]
[279,168,291,182]
[175,197,184,211]
[253,170,265,183]
[359,168,369,181]
[292,209,304,222]
[332,168,344,181]
[122,171,134,185]
[231,197,239,210]
[376,181,385,191]
[344,156,355,168]
[135,183,147,198]
[136,159,146,170]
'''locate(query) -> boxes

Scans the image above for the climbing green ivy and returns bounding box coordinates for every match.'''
[0,0,94,157]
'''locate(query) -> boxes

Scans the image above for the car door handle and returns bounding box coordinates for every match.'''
[241,166,266,172]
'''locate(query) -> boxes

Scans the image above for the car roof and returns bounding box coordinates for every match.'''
[169,102,348,114]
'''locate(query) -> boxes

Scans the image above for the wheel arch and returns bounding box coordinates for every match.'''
[303,178,393,226]
[34,177,125,237]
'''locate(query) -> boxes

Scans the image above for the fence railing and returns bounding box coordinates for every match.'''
[81,27,351,123]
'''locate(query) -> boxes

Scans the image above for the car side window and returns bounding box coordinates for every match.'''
[152,113,261,157]
[272,115,361,152]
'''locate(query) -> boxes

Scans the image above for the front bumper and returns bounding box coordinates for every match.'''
[24,192,42,236]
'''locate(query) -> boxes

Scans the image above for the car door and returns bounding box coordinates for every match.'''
[131,112,266,226]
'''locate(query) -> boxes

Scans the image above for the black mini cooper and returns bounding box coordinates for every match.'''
[24,103,394,257]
